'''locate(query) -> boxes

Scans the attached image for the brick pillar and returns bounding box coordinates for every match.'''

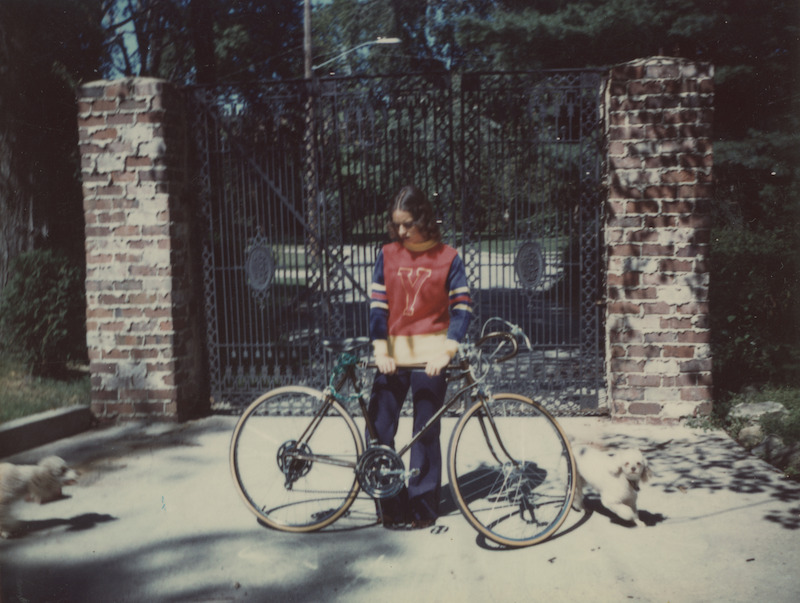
[605,57,714,422]
[78,77,208,421]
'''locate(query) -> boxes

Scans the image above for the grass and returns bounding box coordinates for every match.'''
[0,353,90,424]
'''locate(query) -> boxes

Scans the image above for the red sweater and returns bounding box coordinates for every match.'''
[370,240,472,364]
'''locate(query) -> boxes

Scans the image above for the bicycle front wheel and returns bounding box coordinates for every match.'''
[448,394,576,547]
[230,386,363,532]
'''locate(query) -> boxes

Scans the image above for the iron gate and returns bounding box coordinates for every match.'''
[189,70,607,414]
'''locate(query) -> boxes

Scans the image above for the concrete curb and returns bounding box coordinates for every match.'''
[0,405,94,459]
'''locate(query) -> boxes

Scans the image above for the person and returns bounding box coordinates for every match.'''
[367,184,473,529]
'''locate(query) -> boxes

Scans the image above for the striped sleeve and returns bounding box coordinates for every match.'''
[369,249,389,348]
[446,253,473,344]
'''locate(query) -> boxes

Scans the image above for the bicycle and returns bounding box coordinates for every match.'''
[229,318,576,548]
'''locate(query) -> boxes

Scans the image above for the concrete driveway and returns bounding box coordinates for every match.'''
[1,416,799,602]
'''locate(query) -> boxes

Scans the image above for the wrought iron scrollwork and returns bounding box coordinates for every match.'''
[245,234,276,302]
[514,240,546,290]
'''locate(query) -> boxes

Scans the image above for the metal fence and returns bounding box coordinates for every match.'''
[188,70,607,414]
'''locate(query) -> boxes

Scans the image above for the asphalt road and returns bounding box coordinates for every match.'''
[1,416,799,602]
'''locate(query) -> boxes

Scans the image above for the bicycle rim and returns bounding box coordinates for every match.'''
[448,394,575,547]
[230,386,363,532]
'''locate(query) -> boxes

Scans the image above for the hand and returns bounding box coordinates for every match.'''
[375,354,397,375]
[425,353,451,377]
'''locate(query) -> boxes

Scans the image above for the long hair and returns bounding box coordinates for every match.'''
[387,185,441,243]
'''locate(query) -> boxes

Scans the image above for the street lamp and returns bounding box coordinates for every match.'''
[303,36,401,331]
[311,38,401,72]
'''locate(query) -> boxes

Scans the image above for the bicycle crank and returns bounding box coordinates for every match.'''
[276,440,312,489]
[356,445,417,499]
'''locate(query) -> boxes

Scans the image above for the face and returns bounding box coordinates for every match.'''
[620,451,647,480]
[392,209,426,245]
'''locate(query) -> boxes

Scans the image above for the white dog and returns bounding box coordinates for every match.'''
[572,446,651,526]
[0,456,78,538]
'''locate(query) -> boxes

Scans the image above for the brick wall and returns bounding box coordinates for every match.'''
[78,78,208,421]
[605,57,714,421]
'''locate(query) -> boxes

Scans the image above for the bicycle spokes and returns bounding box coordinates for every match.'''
[448,394,575,547]
[230,386,363,532]
[502,462,548,526]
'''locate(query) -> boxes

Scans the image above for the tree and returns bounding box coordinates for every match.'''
[0,0,104,289]
[312,0,400,74]
[451,0,798,138]
[1,0,304,288]
[103,0,304,83]
[103,0,194,80]
[311,0,493,74]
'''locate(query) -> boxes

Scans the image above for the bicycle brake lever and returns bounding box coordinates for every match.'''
[477,331,519,363]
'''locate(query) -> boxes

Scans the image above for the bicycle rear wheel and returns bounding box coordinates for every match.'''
[448,393,576,547]
[230,386,363,532]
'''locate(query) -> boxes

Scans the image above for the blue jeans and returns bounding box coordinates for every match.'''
[367,369,447,522]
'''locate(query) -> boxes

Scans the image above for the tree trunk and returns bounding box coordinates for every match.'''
[0,12,33,290]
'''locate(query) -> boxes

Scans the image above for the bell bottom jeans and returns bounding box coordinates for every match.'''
[367,369,447,522]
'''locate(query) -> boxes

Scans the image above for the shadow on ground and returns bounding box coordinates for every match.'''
[1,526,404,603]
[585,430,800,531]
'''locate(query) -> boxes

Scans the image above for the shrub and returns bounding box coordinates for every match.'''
[710,226,800,395]
[741,387,800,446]
[0,250,86,376]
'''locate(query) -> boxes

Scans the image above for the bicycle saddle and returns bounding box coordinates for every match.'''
[321,337,371,354]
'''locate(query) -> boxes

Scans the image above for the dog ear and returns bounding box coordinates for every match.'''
[639,453,652,482]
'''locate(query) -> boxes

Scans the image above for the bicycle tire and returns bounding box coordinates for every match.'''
[447,393,576,547]
[230,385,364,532]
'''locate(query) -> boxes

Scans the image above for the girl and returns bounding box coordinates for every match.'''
[368,185,473,529]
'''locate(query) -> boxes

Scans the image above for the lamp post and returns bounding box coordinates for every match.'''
[303,36,401,263]
[303,0,312,79]
[302,35,400,354]
[311,38,401,73]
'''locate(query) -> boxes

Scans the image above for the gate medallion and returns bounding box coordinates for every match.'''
[514,240,546,290]
[245,234,276,301]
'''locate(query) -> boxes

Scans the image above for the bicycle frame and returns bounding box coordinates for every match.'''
[287,331,520,480]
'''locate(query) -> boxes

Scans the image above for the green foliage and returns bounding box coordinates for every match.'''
[710,226,800,394]
[714,123,800,231]
[711,117,800,397]
[312,0,399,73]
[0,0,102,287]
[104,0,303,82]
[0,250,87,377]
[758,388,800,447]
[691,387,800,459]
[453,0,798,138]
